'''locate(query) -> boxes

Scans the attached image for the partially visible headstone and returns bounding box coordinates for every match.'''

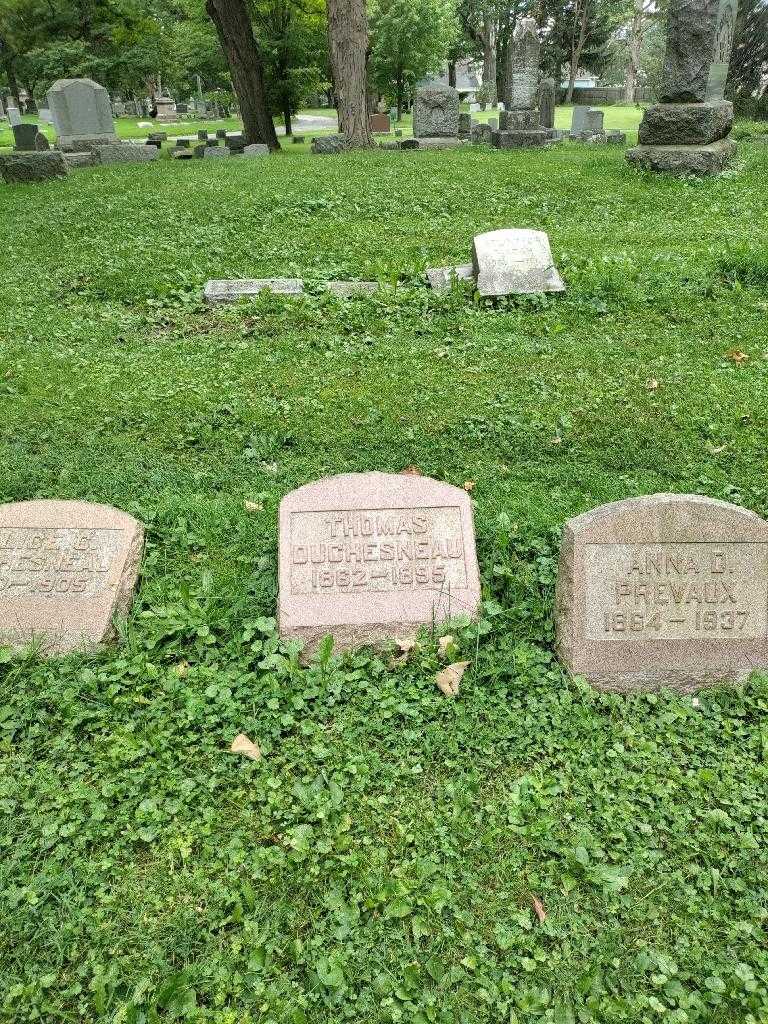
[585,108,604,135]
[155,96,177,122]
[145,139,162,150]
[471,122,492,145]
[570,105,590,135]
[148,131,167,142]
[472,228,565,296]
[46,78,117,151]
[627,0,737,174]
[0,499,143,656]
[369,113,391,133]
[413,82,459,138]
[34,133,51,151]
[24,98,37,114]
[204,279,305,303]
[215,128,228,139]
[311,134,348,155]
[278,473,481,659]
[63,152,95,169]
[12,123,39,151]
[425,264,475,291]
[539,78,556,129]
[0,151,69,183]
[175,102,188,114]
[243,144,269,157]
[400,138,420,150]
[175,137,191,148]
[198,129,209,140]
[171,147,194,159]
[487,117,499,131]
[7,106,21,127]
[606,130,627,144]
[91,142,159,165]
[193,144,206,158]
[458,112,472,139]
[469,102,481,113]
[204,146,230,158]
[292,135,306,144]
[556,494,768,693]
[38,108,53,124]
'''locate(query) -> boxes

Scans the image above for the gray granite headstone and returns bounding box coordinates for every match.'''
[12,123,39,151]
[570,106,590,134]
[311,135,348,155]
[243,144,269,157]
[204,146,230,158]
[34,133,51,151]
[91,143,159,165]
[7,107,22,127]
[472,228,565,296]
[538,78,556,129]
[413,82,459,138]
[46,78,117,151]
[556,494,768,692]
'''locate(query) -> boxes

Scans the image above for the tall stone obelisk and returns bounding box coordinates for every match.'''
[627,0,738,175]
[494,18,549,148]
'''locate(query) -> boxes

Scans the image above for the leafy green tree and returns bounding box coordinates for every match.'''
[369,0,457,117]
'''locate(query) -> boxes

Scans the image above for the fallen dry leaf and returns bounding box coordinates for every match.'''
[389,636,418,667]
[174,661,189,678]
[244,500,264,512]
[550,436,563,445]
[400,465,422,476]
[463,480,476,492]
[726,349,749,363]
[531,895,547,924]
[230,733,262,760]
[646,378,659,391]
[437,634,455,659]
[435,660,470,696]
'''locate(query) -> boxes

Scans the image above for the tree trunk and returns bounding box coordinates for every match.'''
[624,0,647,103]
[326,0,373,146]
[448,60,456,87]
[0,41,21,107]
[396,70,403,120]
[205,0,280,150]
[565,0,588,103]
[482,22,498,106]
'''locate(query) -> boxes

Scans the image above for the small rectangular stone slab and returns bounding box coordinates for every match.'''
[472,229,565,296]
[279,472,481,659]
[204,278,305,303]
[0,152,68,183]
[556,494,768,693]
[92,143,159,165]
[425,264,475,291]
[325,281,379,298]
[204,146,230,158]
[0,499,143,655]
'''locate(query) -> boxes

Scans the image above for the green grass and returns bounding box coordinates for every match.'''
[2,138,768,1023]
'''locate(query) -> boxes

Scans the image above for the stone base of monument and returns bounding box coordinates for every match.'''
[492,129,548,149]
[0,151,69,184]
[58,134,117,153]
[278,473,481,662]
[63,152,96,169]
[627,138,736,176]
[638,101,733,146]
[91,143,160,165]
[410,137,465,149]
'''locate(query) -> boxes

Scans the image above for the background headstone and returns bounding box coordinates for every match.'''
[0,499,143,654]
[413,82,459,138]
[627,0,737,174]
[7,106,21,127]
[539,78,556,129]
[12,123,39,151]
[46,78,117,152]
[556,494,768,692]
[278,472,481,659]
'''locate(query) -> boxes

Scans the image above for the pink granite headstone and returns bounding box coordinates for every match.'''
[278,472,481,658]
[0,499,144,655]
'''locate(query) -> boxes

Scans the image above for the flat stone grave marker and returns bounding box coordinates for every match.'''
[279,472,481,658]
[472,228,565,296]
[204,278,304,303]
[0,499,143,655]
[556,494,768,692]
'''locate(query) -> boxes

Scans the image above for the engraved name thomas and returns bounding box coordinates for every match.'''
[0,527,119,597]
[584,542,768,641]
[290,508,467,595]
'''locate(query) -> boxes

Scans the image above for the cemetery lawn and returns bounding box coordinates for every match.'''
[2,140,768,1024]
